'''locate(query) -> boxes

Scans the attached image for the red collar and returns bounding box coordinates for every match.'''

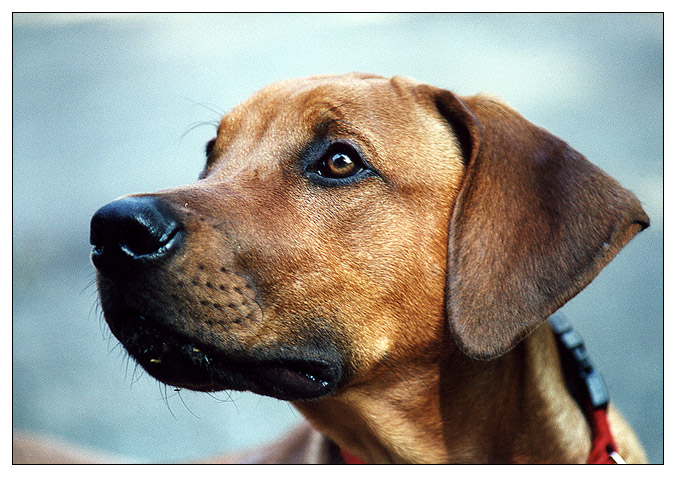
[338,315,624,464]
[587,406,625,464]
[339,448,366,465]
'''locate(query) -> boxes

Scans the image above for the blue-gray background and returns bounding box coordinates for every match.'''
[13,13,663,463]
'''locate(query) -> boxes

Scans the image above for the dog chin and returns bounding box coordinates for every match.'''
[105,308,342,401]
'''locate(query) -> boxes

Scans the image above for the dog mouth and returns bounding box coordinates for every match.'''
[107,308,341,401]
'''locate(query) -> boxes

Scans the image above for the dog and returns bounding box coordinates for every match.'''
[59,73,653,463]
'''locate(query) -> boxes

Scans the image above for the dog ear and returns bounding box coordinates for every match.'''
[419,86,649,360]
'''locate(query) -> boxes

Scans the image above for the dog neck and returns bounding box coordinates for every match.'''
[294,324,592,464]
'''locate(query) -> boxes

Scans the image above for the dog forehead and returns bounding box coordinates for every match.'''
[219,74,415,131]
[256,73,398,103]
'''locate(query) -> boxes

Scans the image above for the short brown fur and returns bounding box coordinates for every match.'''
[15,73,649,464]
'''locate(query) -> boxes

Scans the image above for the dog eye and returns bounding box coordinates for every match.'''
[313,143,366,180]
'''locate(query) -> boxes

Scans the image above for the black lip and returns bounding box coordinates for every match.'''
[108,308,341,401]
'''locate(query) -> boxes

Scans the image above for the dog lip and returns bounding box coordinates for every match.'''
[108,308,341,401]
[251,360,339,400]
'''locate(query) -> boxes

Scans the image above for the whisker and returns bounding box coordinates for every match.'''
[177,120,220,147]
[180,97,227,118]
[80,274,98,297]
[130,361,145,386]
[175,389,201,419]
[174,97,226,148]
[159,382,177,419]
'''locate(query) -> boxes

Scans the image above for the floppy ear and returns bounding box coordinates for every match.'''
[421,86,649,360]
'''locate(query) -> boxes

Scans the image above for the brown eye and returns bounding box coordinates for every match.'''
[315,144,365,180]
[320,151,358,178]
[305,141,376,186]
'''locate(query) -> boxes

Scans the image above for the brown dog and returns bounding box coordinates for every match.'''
[86,73,649,464]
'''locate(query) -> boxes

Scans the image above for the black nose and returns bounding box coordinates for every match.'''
[90,196,184,276]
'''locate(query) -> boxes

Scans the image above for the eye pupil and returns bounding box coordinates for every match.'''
[326,152,355,177]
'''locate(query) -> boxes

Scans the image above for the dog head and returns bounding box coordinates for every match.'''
[90,73,648,401]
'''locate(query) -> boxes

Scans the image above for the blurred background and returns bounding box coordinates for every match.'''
[13,13,663,463]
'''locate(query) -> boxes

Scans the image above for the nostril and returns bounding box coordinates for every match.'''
[90,196,184,274]
[116,212,181,258]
